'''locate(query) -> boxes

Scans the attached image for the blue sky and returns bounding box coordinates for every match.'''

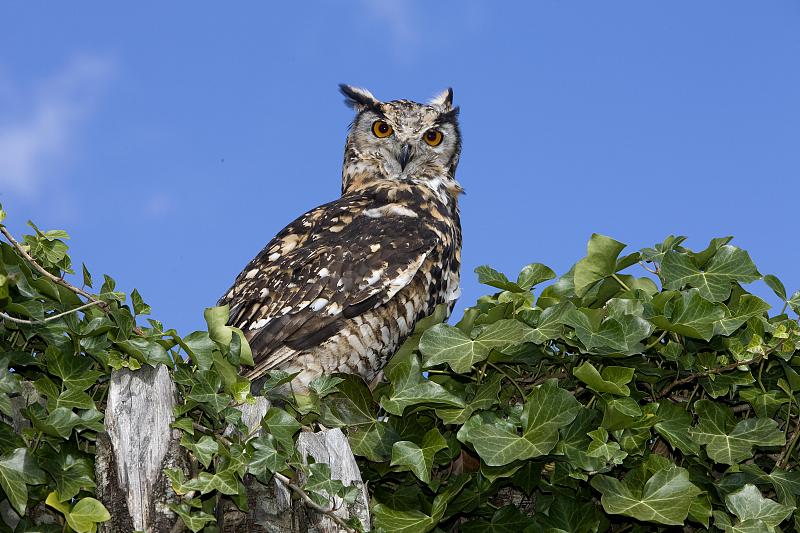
[1,2,798,334]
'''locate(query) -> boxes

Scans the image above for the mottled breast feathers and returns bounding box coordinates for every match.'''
[218,184,456,385]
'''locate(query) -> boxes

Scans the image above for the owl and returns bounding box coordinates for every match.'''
[218,85,463,393]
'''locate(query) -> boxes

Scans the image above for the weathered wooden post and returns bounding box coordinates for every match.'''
[96,366,370,532]
[95,364,187,532]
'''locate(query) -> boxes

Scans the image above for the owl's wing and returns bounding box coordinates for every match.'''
[218,197,435,375]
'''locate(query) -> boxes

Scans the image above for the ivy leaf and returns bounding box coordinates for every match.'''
[390,428,447,484]
[182,331,216,370]
[0,448,46,515]
[381,352,464,415]
[461,505,536,532]
[573,362,633,396]
[475,265,520,293]
[725,484,794,530]
[373,475,469,533]
[180,434,219,469]
[661,245,761,302]
[169,502,216,532]
[574,234,627,297]
[130,288,151,316]
[714,294,771,336]
[654,401,700,456]
[563,308,627,352]
[65,497,111,533]
[458,380,580,466]
[650,289,726,341]
[763,274,787,301]
[40,447,95,502]
[516,263,556,290]
[318,374,377,427]
[115,337,171,366]
[248,434,287,476]
[309,375,344,398]
[690,400,785,465]
[421,321,527,374]
[591,466,702,525]
[261,407,300,449]
[45,347,104,391]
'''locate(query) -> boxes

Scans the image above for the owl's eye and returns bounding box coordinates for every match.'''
[423,129,444,147]
[372,120,393,138]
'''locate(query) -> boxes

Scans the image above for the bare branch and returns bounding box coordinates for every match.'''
[657,357,760,399]
[0,301,104,326]
[0,225,106,309]
[273,472,357,533]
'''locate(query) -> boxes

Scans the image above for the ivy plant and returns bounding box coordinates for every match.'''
[2,204,800,532]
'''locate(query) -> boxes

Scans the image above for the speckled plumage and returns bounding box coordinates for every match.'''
[219,85,463,392]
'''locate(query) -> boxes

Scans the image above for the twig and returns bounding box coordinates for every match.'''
[639,261,657,274]
[0,301,104,326]
[486,361,526,399]
[657,357,759,399]
[273,472,357,533]
[779,419,800,469]
[643,330,668,351]
[0,225,106,308]
[611,274,631,292]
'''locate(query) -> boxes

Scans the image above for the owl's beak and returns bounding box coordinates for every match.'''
[398,144,413,171]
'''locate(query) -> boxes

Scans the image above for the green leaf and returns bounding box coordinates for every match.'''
[690,399,785,465]
[180,434,219,469]
[347,421,399,462]
[764,274,787,301]
[650,289,726,340]
[591,466,702,526]
[475,265,520,293]
[204,305,232,347]
[563,308,627,352]
[714,294,771,336]
[661,245,761,302]
[0,448,46,515]
[573,361,634,396]
[169,502,216,532]
[65,497,111,533]
[40,447,95,501]
[318,374,377,427]
[182,331,216,370]
[261,407,300,448]
[458,380,580,466]
[81,263,93,288]
[381,352,465,415]
[45,347,104,391]
[516,263,556,290]
[654,401,700,456]
[574,234,627,297]
[309,375,344,398]
[725,484,794,530]
[130,288,151,315]
[116,337,172,366]
[248,434,287,476]
[390,428,447,484]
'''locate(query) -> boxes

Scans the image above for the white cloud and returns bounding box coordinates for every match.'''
[359,0,419,55]
[0,55,114,196]
[144,192,172,219]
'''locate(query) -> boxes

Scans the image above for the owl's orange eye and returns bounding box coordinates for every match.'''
[372,120,393,138]
[423,129,443,146]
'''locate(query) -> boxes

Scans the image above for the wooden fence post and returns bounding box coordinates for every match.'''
[95,364,187,532]
[94,366,370,532]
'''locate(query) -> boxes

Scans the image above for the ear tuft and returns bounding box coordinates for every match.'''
[428,88,454,111]
[339,84,380,111]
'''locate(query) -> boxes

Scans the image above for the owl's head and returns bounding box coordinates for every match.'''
[339,84,462,200]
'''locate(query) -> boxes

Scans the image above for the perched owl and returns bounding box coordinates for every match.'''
[219,85,463,393]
